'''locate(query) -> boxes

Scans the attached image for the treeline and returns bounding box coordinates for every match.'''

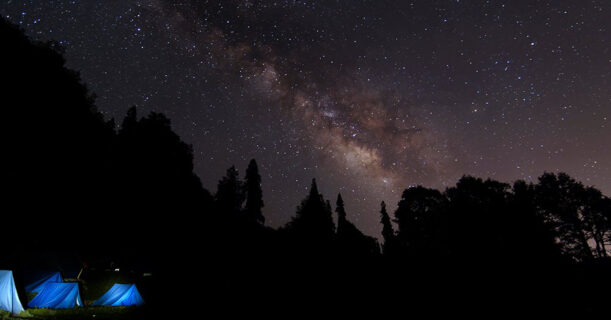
[2,18,611,315]
[389,174,610,262]
[207,161,611,264]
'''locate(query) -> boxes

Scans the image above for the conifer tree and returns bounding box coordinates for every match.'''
[336,193,347,234]
[380,201,397,256]
[244,159,265,225]
[285,178,335,240]
[216,166,245,219]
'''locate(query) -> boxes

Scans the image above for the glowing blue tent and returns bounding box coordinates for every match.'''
[92,284,145,307]
[0,270,24,314]
[25,272,63,294]
[27,282,82,309]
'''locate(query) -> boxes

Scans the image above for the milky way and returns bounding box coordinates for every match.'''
[150,0,456,190]
[2,1,610,237]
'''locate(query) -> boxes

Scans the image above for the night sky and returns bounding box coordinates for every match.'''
[2,0,609,237]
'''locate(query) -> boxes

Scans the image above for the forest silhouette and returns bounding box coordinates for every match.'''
[1,18,610,316]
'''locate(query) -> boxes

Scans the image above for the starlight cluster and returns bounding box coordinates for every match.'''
[2,0,609,237]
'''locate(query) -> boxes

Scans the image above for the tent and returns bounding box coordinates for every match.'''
[92,284,145,307]
[27,282,82,309]
[0,270,24,314]
[25,272,63,293]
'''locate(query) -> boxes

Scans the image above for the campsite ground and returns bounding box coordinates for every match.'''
[1,307,145,320]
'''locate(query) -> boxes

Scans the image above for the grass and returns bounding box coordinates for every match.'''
[25,306,140,320]
[0,309,34,320]
[2,307,139,320]
[2,302,142,320]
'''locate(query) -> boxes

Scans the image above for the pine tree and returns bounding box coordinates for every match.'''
[285,178,335,241]
[119,106,138,136]
[216,166,245,220]
[244,159,265,225]
[336,194,381,257]
[380,201,397,256]
[336,193,347,234]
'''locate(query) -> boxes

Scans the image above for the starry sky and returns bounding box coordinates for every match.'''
[2,0,610,237]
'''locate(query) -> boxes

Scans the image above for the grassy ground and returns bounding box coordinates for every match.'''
[1,307,142,320]
[28,306,139,320]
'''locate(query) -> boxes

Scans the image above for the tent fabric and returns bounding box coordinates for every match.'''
[0,270,24,314]
[92,284,145,307]
[27,282,82,309]
[25,272,63,293]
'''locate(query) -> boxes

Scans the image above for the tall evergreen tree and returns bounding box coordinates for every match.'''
[216,166,245,219]
[336,193,347,234]
[120,106,138,136]
[244,159,265,225]
[335,193,380,258]
[285,178,335,241]
[380,201,397,256]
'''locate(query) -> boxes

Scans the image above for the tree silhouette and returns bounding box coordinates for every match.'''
[115,107,206,211]
[1,18,115,256]
[336,194,380,258]
[120,106,139,136]
[336,193,348,234]
[445,176,517,262]
[284,179,335,244]
[379,201,398,256]
[0,19,217,288]
[536,172,593,261]
[394,186,447,259]
[509,180,562,263]
[581,187,611,258]
[111,106,212,270]
[215,166,245,221]
[244,159,265,225]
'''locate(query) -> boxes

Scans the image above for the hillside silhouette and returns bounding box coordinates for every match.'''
[1,18,610,316]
